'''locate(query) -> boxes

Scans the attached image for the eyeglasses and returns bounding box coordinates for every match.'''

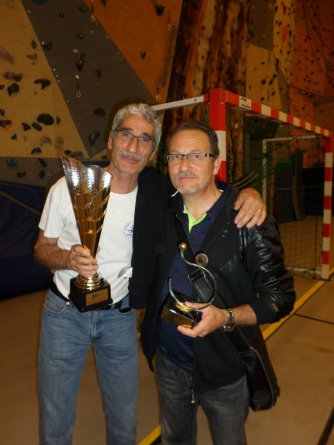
[114,130,156,149]
[166,153,215,163]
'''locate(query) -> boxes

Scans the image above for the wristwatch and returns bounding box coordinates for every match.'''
[221,308,236,332]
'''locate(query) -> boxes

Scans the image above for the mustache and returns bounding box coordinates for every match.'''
[176,172,197,178]
[120,151,143,162]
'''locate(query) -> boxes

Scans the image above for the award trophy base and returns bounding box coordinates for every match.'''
[161,293,202,328]
[69,277,112,312]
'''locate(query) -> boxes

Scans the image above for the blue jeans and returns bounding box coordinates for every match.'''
[38,289,138,445]
[156,348,249,445]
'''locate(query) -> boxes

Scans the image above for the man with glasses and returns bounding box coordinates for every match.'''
[141,119,296,445]
[34,104,266,445]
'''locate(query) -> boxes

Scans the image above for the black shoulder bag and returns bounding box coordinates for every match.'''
[172,211,280,411]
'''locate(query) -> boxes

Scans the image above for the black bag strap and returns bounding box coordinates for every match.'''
[172,203,254,353]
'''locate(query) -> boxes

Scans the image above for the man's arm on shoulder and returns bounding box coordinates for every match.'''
[34,230,97,277]
[234,188,266,228]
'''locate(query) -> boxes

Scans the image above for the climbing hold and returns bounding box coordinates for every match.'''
[34,78,51,89]
[27,54,38,65]
[155,3,165,16]
[31,147,42,154]
[94,108,106,116]
[37,113,54,125]
[55,136,64,149]
[31,40,37,49]
[76,32,84,39]
[43,42,52,50]
[59,13,65,18]
[0,119,12,128]
[0,109,4,116]
[75,53,85,71]
[3,72,22,81]
[17,171,27,178]
[11,134,17,140]
[0,46,14,65]
[22,123,31,131]
[39,170,46,178]
[64,150,71,155]
[32,122,43,131]
[6,158,18,167]
[40,136,52,146]
[78,5,89,12]
[101,154,107,160]
[38,158,47,167]
[88,131,100,145]
[0,85,4,90]
[7,83,19,96]
[141,52,146,59]
[97,70,102,77]
[71,151,83,159]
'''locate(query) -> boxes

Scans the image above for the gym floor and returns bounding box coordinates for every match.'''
[0,273,333,444]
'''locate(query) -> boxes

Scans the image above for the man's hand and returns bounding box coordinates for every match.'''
[234,188,266,229]
[67,245,98,278]
[177,302,226,338]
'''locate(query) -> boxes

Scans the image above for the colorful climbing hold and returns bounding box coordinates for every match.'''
[32,122,43,131]
[7,83,19,96]
[88,131,100,145]
[3,72,22,81]
[38,158,47,167]
[37,113,54,125]
[34,78,51,89]
[0,119,12,128]
[31,147,42,154]
[94,108,106,116]
[5,158,18,167]
[22,123,31,131]
[75,53,85,71]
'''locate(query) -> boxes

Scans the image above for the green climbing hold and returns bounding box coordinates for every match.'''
[32,122,42,131]
[31,147,42,154]
[34,78,51,89]
[37,113,54,125]
[94,108,106,116]
[39,170,46,178]
[17,171,26,178]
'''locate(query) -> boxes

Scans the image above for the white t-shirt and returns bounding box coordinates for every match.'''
[39,177,137,302]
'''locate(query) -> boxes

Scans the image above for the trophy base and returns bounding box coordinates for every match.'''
[69,277,112,312]
[161,293,202,328]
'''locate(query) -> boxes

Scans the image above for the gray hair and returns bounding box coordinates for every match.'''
[170,119,220,158]
[112,103,162,145]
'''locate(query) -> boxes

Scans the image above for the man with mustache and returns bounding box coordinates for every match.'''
[34,104,266,445]
[141,119,296,445]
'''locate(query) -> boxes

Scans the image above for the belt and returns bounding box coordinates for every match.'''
[49,280,123,310]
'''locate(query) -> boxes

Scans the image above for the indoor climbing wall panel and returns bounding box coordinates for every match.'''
[0,1,88,160]
[246,0,295,113]
[85,0,182,104]
[290,0,334,131]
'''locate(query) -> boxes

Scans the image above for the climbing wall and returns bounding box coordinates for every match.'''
[0,0,181,185]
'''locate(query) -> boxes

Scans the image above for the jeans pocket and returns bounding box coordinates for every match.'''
[116,306,133,315]
[44,293,69,316]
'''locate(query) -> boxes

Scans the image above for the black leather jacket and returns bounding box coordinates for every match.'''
[141,182,296,392]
